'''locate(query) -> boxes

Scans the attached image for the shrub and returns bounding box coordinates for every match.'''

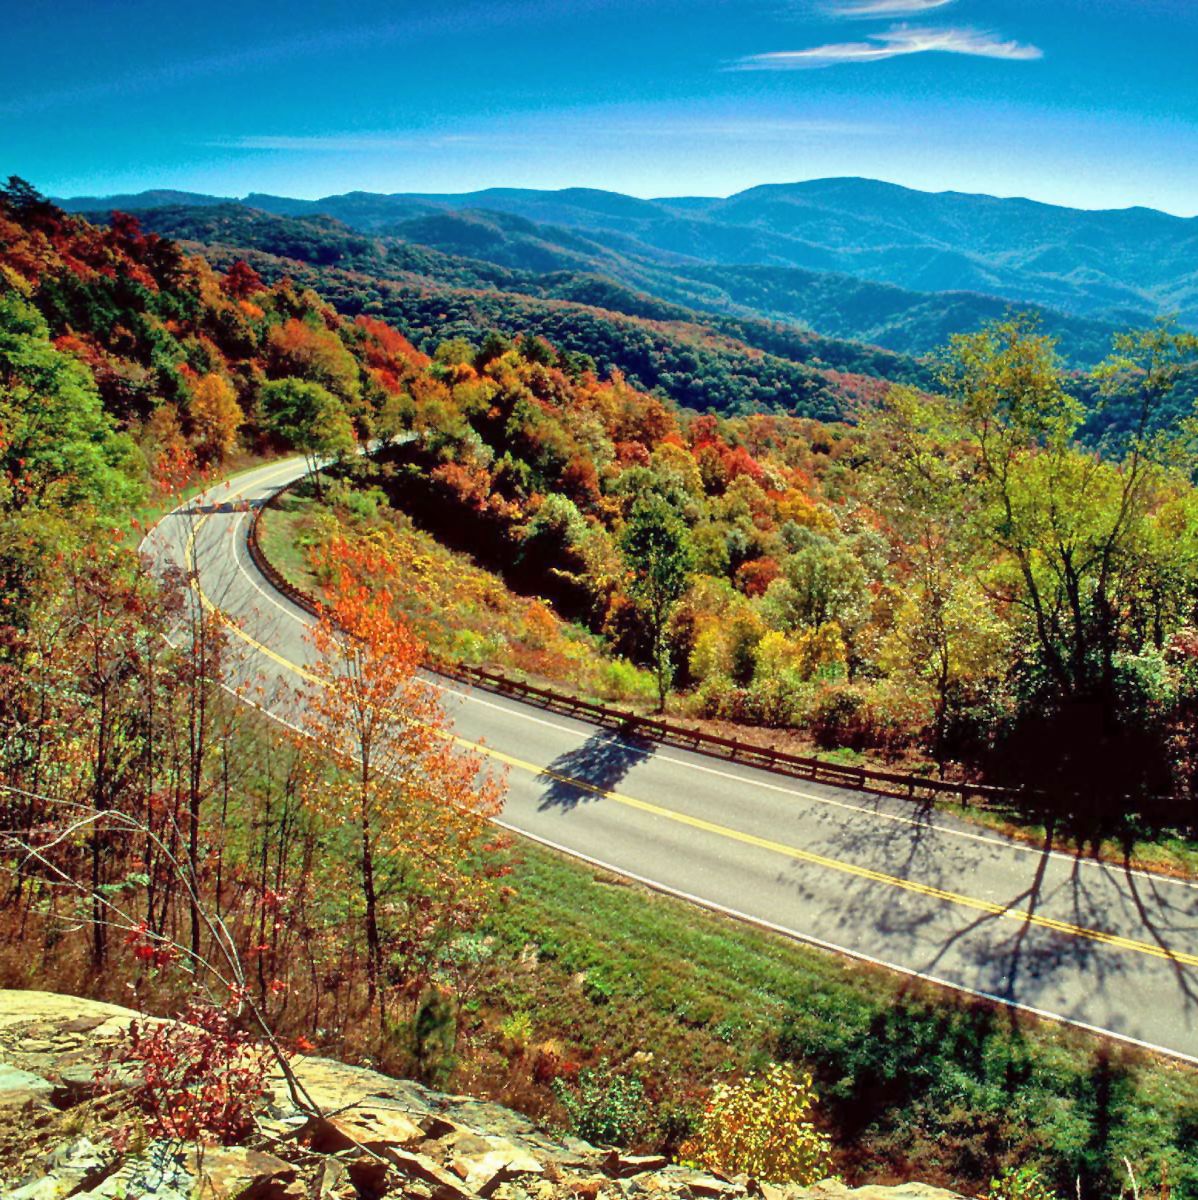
[679,1062,833,1184]
[690,625,732,683]
[988,1166,1060,1200]
[656,1098,700,1157]
[582,968,616,1004]
[410,987,458,1087]
[742,675,806,728]
[807,683,870,749]
[796,622,848,681]
[500,1009,534,1050]
[343,485,387,521]
[96,995,272,1148]
[523,601,559,650]
[553,1058,646,1145]
[693,674,745,721]
[451,628,501,664]
[595,657,658,705]
[753,630,806,680]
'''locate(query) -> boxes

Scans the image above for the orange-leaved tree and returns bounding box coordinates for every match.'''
[301,537,508,1010]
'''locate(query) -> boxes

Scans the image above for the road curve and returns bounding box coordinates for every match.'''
[142,457,1198,1063]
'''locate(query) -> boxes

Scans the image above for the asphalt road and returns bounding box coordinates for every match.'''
[142,457,1198,1062]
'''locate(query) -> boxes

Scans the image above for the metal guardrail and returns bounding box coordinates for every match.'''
[247,479,1025,811]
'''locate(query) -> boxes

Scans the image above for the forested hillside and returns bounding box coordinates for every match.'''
[95,200,926,417]
[241,178,1198,326]
[63,178,1198,339]
[67,192,1126,369]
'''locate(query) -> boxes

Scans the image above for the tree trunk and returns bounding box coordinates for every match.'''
[360,791,381,1007]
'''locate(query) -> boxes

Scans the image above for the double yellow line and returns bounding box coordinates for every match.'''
[181,483,1198,973]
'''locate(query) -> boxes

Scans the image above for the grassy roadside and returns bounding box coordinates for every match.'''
[257,486,1198,882]
[257,483,662,705]
[8,685,1196,1198]
[458,841,1198,1197]
[935,799,1198,882]
[255,481,319,584]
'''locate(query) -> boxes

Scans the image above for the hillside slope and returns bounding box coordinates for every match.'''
[89,202,925,417]
[78,197,1119,371]
[63,178,1197,328]
[1,989,968,1200]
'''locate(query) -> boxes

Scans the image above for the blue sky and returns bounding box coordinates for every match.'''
[3,0,1196,214]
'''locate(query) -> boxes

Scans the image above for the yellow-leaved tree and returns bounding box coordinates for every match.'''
[189,372,244,464]
[680,1063,833,1184]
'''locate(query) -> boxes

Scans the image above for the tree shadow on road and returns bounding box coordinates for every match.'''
[776,795,1198,1037]
[537,728,654,812]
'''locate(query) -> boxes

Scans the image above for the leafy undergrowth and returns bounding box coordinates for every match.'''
[457,843,1198,1198]
[258,484,661,707]
[258,484,1198,881]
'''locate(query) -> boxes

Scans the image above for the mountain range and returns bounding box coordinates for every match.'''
[60,178,1198,345]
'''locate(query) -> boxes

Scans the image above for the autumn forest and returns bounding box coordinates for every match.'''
[4,174,1198,1194]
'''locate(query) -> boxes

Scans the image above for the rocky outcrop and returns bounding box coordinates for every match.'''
[0,991,966,1200]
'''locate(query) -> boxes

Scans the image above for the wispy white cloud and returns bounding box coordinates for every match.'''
[212,133,485,152]
[212,117,883,155]
[576,116,885,140]
[822,0,956,17]
[734,25,1043,69]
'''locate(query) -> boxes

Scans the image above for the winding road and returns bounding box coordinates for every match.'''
[143,457,1198,1063]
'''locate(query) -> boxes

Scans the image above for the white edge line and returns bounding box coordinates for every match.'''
[183,490,1198,1070]
[214,673,1198,1069]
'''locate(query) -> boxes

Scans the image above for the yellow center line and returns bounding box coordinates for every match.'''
[181,489,1198,973]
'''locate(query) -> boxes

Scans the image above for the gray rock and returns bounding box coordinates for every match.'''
[15,1039,54,1054]
[50,1062,139,1108]
[77,1140,192,1200]
[797,1186,965,1200]
[4,1136,119,1200]
[443,1100,538,1142]
[420,1114,462,1141]
[0,1063,54,1108]
[603,1155,669,1181]
[5,1177,80,1200]
[451,1146,545,1197]
[650,1168,744,1200]
[299,1108,426,1155]
[313,1158,350,1200]
[439,1130,494,1157]
[188,1145,302,1200]
[60,1017,108,1034]
[47,1137,111,1175]
[381,1147,475,1200]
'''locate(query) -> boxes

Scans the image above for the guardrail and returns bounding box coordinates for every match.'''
[247,478,1026,812]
